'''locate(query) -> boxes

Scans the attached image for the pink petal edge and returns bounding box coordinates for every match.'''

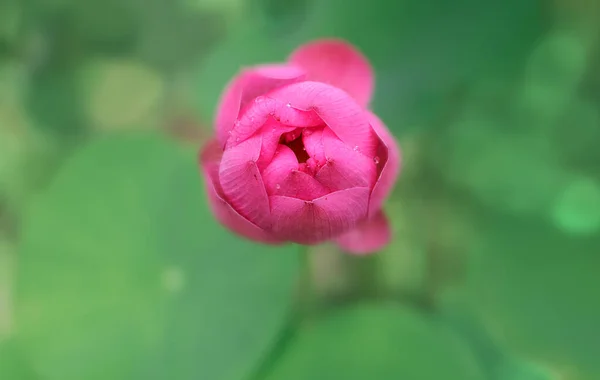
[269,187,370,245]
[218,135,272,230]
[215,64,306,147]
[199,140,280,244]
[289,39,374,107]
[367,112,401,217]
[335,209,391,255]
[315,128,377,191]
[226,95,322,149]
[268,81,378,157]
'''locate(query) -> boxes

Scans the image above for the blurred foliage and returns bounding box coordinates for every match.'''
[464,216,600,379]
[0,340,37,380]
[15,134,299,380]
[265,304,485,380]
[78,59,165,131]
[1,0,600,379]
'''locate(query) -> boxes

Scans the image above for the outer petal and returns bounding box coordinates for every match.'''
[335,210,391,254]
[276,171,330,201]
[267,82,378,157]
[218,135,272,229]
[269,187,370,244]
[199,139,280,243]
[368,112,401,217]
[315,128,377,191]
[289,39,374,107]
[215,64,306,147]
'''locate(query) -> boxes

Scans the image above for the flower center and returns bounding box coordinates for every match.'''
[281,131,310,164]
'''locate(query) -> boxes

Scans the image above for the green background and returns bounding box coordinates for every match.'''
[1,0,599,379]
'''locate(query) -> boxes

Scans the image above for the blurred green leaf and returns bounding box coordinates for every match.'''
[0,0,21,49]
[431,78,570,218]
[194,23,292,121]
[149,141,300,380]
[439,302,563,380]
[553,99,600,170]
[23,0,138,55]
[522,30,589,99]
[295,0,545,130]
[69,0,138,51]
[0,340,38,380]
[0,72,62,210]
[551,176,600,236]
[16,133,299,380]
[248,0,312,37]
[494,358,560,380]
[464,217,600,378]
[136,0,225,72]
[264,304,485,380]
[79,59,164,131]
[25,65,87,138]
[0,239,15,340]
[195,0,544,130]
[378,200,427,293]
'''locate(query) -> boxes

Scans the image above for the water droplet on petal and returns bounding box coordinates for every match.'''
[275,184,281,189]
[353,146,359,151]
[374,156,380,164]
[228,130,233,136]
[255,97,264,103]
[235,137,240,142]
[286,103,291,107]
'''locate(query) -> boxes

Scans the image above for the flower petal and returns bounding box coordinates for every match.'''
[227,95,322,149]
[289,39,374,107]
[315,128,377,191]
[269,187,370,244]
[262,144,298,192]
[368,112,401,217]
[215,64,306,147]
[268,82,378,157]
[199,139,280,243]
[255,118,298,170]
[218,135,272,229]
[335,210,391,254]
[302,127,326,165]
[279,171,330,201]
[262,145,329,200]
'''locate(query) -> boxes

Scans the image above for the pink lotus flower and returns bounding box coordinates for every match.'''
[199,39,401,254]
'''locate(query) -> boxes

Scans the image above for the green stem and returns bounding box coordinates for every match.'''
[294,244,318,318]
[342,252,382,300]
[307,244,384,307]
[246,245,314,380]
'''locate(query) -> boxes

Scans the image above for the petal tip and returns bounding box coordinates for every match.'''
[288,38,374,107]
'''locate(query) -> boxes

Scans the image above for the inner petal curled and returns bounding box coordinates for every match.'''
[262,145,329,201]
[315,128,377,191]
[258,123,377,202]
